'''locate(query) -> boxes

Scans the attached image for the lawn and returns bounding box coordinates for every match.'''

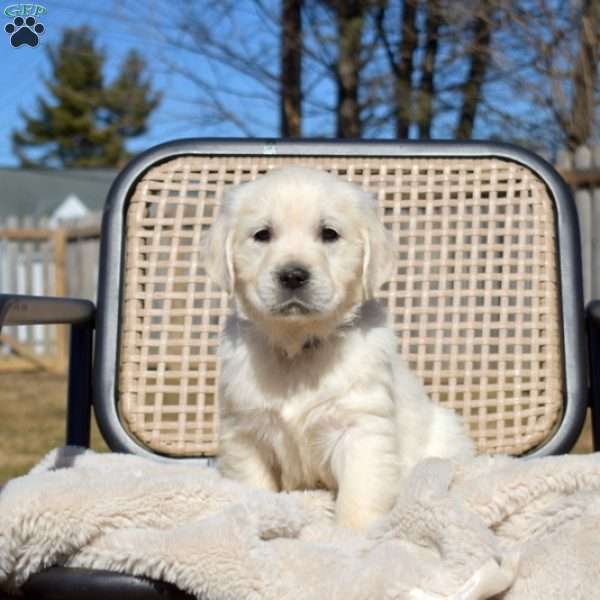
[0,372,595,482]
[0,372,108,481]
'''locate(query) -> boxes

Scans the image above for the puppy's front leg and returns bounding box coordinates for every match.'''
[217,434,279,492]
[331,420,399,531]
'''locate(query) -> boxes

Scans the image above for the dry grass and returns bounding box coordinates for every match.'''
[572,410,594,454]
[0,372,594,482]
[0,373,108,481]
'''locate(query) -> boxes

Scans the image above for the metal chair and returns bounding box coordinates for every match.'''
[0,139,591,599]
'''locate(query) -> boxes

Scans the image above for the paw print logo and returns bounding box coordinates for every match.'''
[4,16,45,48]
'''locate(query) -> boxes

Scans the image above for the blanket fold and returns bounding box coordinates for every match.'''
[1,447,600,599]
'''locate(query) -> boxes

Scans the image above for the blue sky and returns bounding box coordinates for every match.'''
[0,1,580,166]
[0,1,284,167]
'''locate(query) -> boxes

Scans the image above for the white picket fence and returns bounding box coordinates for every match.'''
[0,214,101,372]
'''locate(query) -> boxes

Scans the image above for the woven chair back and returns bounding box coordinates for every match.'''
[118,155,563,457]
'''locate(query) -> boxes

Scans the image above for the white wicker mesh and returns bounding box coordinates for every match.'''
[119,155,563,456]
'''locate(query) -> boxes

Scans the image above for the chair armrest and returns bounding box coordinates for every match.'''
[586,300,600,450]
[0,293,96,447]
[0,293,95,332]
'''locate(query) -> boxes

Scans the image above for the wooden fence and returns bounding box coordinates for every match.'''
[557,145,600,304]
[0,214,101,373]
[1,147,600,373]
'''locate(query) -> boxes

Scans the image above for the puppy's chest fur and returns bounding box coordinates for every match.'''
[218,314,396,490]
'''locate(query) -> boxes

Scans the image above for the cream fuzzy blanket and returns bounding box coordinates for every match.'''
[1,447,600,599]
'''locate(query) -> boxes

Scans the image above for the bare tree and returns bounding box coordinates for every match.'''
[281,0,303,136]
[568,0,600,149]
[335,1,367,138]
[376,0,418,138]
[479,0,600,155]
[376,0,493,140]
[122,0,600,156]
[455,2,494,139]
[416,0,443,138]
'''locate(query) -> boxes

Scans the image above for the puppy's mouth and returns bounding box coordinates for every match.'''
[271,299,316,316]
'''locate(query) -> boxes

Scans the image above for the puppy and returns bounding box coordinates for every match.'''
[203,166,474,530]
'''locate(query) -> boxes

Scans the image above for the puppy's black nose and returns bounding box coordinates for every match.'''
[278,265,310,289]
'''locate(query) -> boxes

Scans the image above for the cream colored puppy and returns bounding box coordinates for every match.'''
[204,166,474,530]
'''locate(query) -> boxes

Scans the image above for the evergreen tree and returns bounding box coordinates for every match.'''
[13,27,161,168]
[104,50,161,142]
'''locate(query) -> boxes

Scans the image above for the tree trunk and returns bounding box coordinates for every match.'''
[416,0,441,139]
[455,7,492,140]
[568,0,599,150]
[280,0,303,137]
[395,0,418,138]
[336,0,364,138]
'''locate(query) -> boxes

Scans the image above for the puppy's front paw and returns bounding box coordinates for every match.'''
[336,511,380,531]
[335,496,390,531]
[332,429,399,531]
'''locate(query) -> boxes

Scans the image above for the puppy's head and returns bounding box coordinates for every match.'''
[204,167,393,336]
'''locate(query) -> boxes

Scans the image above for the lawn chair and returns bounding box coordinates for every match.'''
[0,139,592,599]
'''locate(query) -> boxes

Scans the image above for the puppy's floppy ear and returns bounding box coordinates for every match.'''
[360,194,395,299]
[202,197,236,294]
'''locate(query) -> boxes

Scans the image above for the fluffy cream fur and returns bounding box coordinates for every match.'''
[204,166,474,530]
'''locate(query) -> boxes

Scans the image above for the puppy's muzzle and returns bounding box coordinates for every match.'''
[278,264,310,290]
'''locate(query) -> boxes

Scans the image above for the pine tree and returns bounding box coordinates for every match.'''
[12,27,161,168]
[104,50,161,142]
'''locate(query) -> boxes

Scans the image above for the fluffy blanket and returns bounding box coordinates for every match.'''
[1,448,600,599]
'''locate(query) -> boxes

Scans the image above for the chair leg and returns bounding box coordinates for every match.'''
[586,301,600,450]
[66,320,94,447]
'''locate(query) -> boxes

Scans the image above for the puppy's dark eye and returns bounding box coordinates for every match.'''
[253,228,271,243]
[320,227,340,243]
